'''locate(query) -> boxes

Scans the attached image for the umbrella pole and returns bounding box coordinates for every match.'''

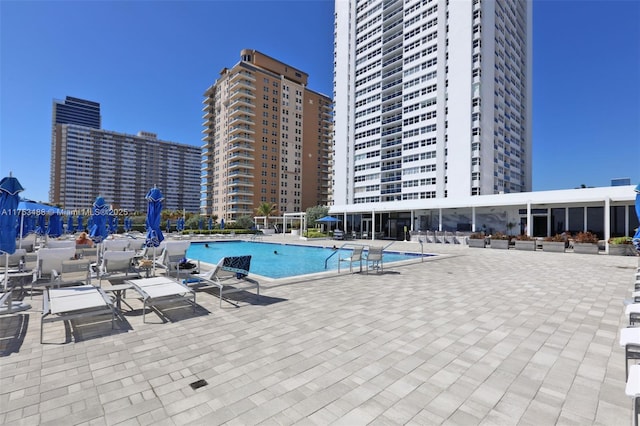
[152,246,156,277]
[3,253,8,292]
[18,214,24,249]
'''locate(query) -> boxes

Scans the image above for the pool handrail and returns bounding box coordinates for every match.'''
[325,242,366,269]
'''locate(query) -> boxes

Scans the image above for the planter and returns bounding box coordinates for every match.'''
[573,242,599,255]
[490,239,510,249]
[609,244,637,256]
[514,240,536,251]
[542,241,565,253]
[468,238,486,248]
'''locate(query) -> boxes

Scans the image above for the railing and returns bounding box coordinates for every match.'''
[325,240,397,271]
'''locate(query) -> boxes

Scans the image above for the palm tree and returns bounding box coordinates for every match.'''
[255,202,277,228]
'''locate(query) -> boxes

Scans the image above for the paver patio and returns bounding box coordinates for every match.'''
[1,237,638,425]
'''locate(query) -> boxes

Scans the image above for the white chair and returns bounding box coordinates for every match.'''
[102,239,129,252]
[98,250,139,287]
[187,255,258,307]
[0,249,27,267]
[627,365,640,426]
[32,247,80,297]
[46,240,76,248]
[339,246,363,273]
[157,241,191,277]
[365,246,383,274]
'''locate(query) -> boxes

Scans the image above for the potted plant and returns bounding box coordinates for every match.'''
[468,232,486,248]
[572,231,600,254]
[490,232,510,249]
[608,236,637,256]
[514,234,536,251]
[542,234,567,253]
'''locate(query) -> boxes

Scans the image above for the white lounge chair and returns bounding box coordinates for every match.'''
[98,250,139,287]
[339,246,363,273]
[365,246,383,274]
[0,249,27,267]
[46,240,76,248]
[41,285,115,343]
[187,255,258,307]
[102,239,130,252]
[32,247,77,297]
[626,365,640,426]
[126,276,197,323]
[157,241,191,277]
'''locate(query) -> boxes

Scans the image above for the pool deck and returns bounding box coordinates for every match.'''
[1,235,639,425]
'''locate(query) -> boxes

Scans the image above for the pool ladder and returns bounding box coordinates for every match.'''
[324,241,397,270]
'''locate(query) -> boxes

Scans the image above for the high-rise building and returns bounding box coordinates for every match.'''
[333,0,532,205]
[49,97,200,212]
[201,49,333,221]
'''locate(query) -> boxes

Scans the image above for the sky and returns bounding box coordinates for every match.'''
[0,0,638,204]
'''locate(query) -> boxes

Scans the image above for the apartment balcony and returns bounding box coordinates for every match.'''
[229,70,256,83]
[228,152,254,161]
[229,98,254,109]
[228,179,254,188]
[228,170,253,178]
[229,133,253,143]
[228,161,254,171]
[229,79,255,92]
[229,106,255,118]
[228,188,254,196]
[229,142,254,153]
[229,125,254,137]
[228,88,255,101]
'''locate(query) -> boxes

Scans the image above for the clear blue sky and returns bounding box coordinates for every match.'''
[1,0,638,204]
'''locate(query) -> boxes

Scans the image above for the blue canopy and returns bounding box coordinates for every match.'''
[316,216,340,223]
[89,196,109,243]
[17,200,67,216]
[0,175,24,256]
[145,188,164,247]
[16,214,34,238]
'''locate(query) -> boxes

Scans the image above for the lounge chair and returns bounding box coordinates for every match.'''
[365,246,383,274]
[98,250,139,287]
[31,247,77,297]
[187,255,258,307]
[627,365,640,426]
[0,248,26,267]
[339,246,364,273]
[102,239,130,252]
[157,241,191,277]
[46,240,76,248]
[41,285,115,343]
[126,276,197,323]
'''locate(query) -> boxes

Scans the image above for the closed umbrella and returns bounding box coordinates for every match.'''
[208,217,213,231]
[35,214,46,236]
[47,213,63,238]
[0,174,30,313]
[220,218,225,230]
[176,217,184,232]
[77,215,84,232]
[145,187,164,275]
[166,219,171,233]
[0,174,24,290]
[198,218,203,231]
[89,196,109,256]
[107,214,116,234]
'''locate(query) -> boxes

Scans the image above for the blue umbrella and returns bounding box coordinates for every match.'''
[0,174,24,290]
[166,219,171,233]
[77,215,84,232]
[208,217,213,230]
[89,196,109,244]
[220,218,225,230]
[87,216,94,230]
[198,218,203,230]
[107,214,117,234]
[145,187,164,248]
[47,213,63,238]
[176,217,184,232]
[67,215,74,234]
[114,216,119,233]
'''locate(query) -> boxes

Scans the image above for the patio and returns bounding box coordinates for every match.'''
[0,238,638,425]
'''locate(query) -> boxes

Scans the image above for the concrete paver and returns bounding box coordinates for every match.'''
[1,236,638,425]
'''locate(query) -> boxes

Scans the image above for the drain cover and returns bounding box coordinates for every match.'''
[189,379,208,390]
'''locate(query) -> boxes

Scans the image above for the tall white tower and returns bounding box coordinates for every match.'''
[333,0,532,205]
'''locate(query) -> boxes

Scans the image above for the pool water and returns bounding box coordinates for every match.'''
[186,241,427,279]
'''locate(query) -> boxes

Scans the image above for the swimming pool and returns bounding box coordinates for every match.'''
[186,241,428,279]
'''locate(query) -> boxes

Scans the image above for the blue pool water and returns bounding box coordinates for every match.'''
[186,241,427,279]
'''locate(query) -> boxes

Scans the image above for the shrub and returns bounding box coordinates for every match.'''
[515,234,534,241]
[492,231,510,240]
[609,236,633,245]
[573,231,599,244]
[544,234,566,242]
[469,232,486,239]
